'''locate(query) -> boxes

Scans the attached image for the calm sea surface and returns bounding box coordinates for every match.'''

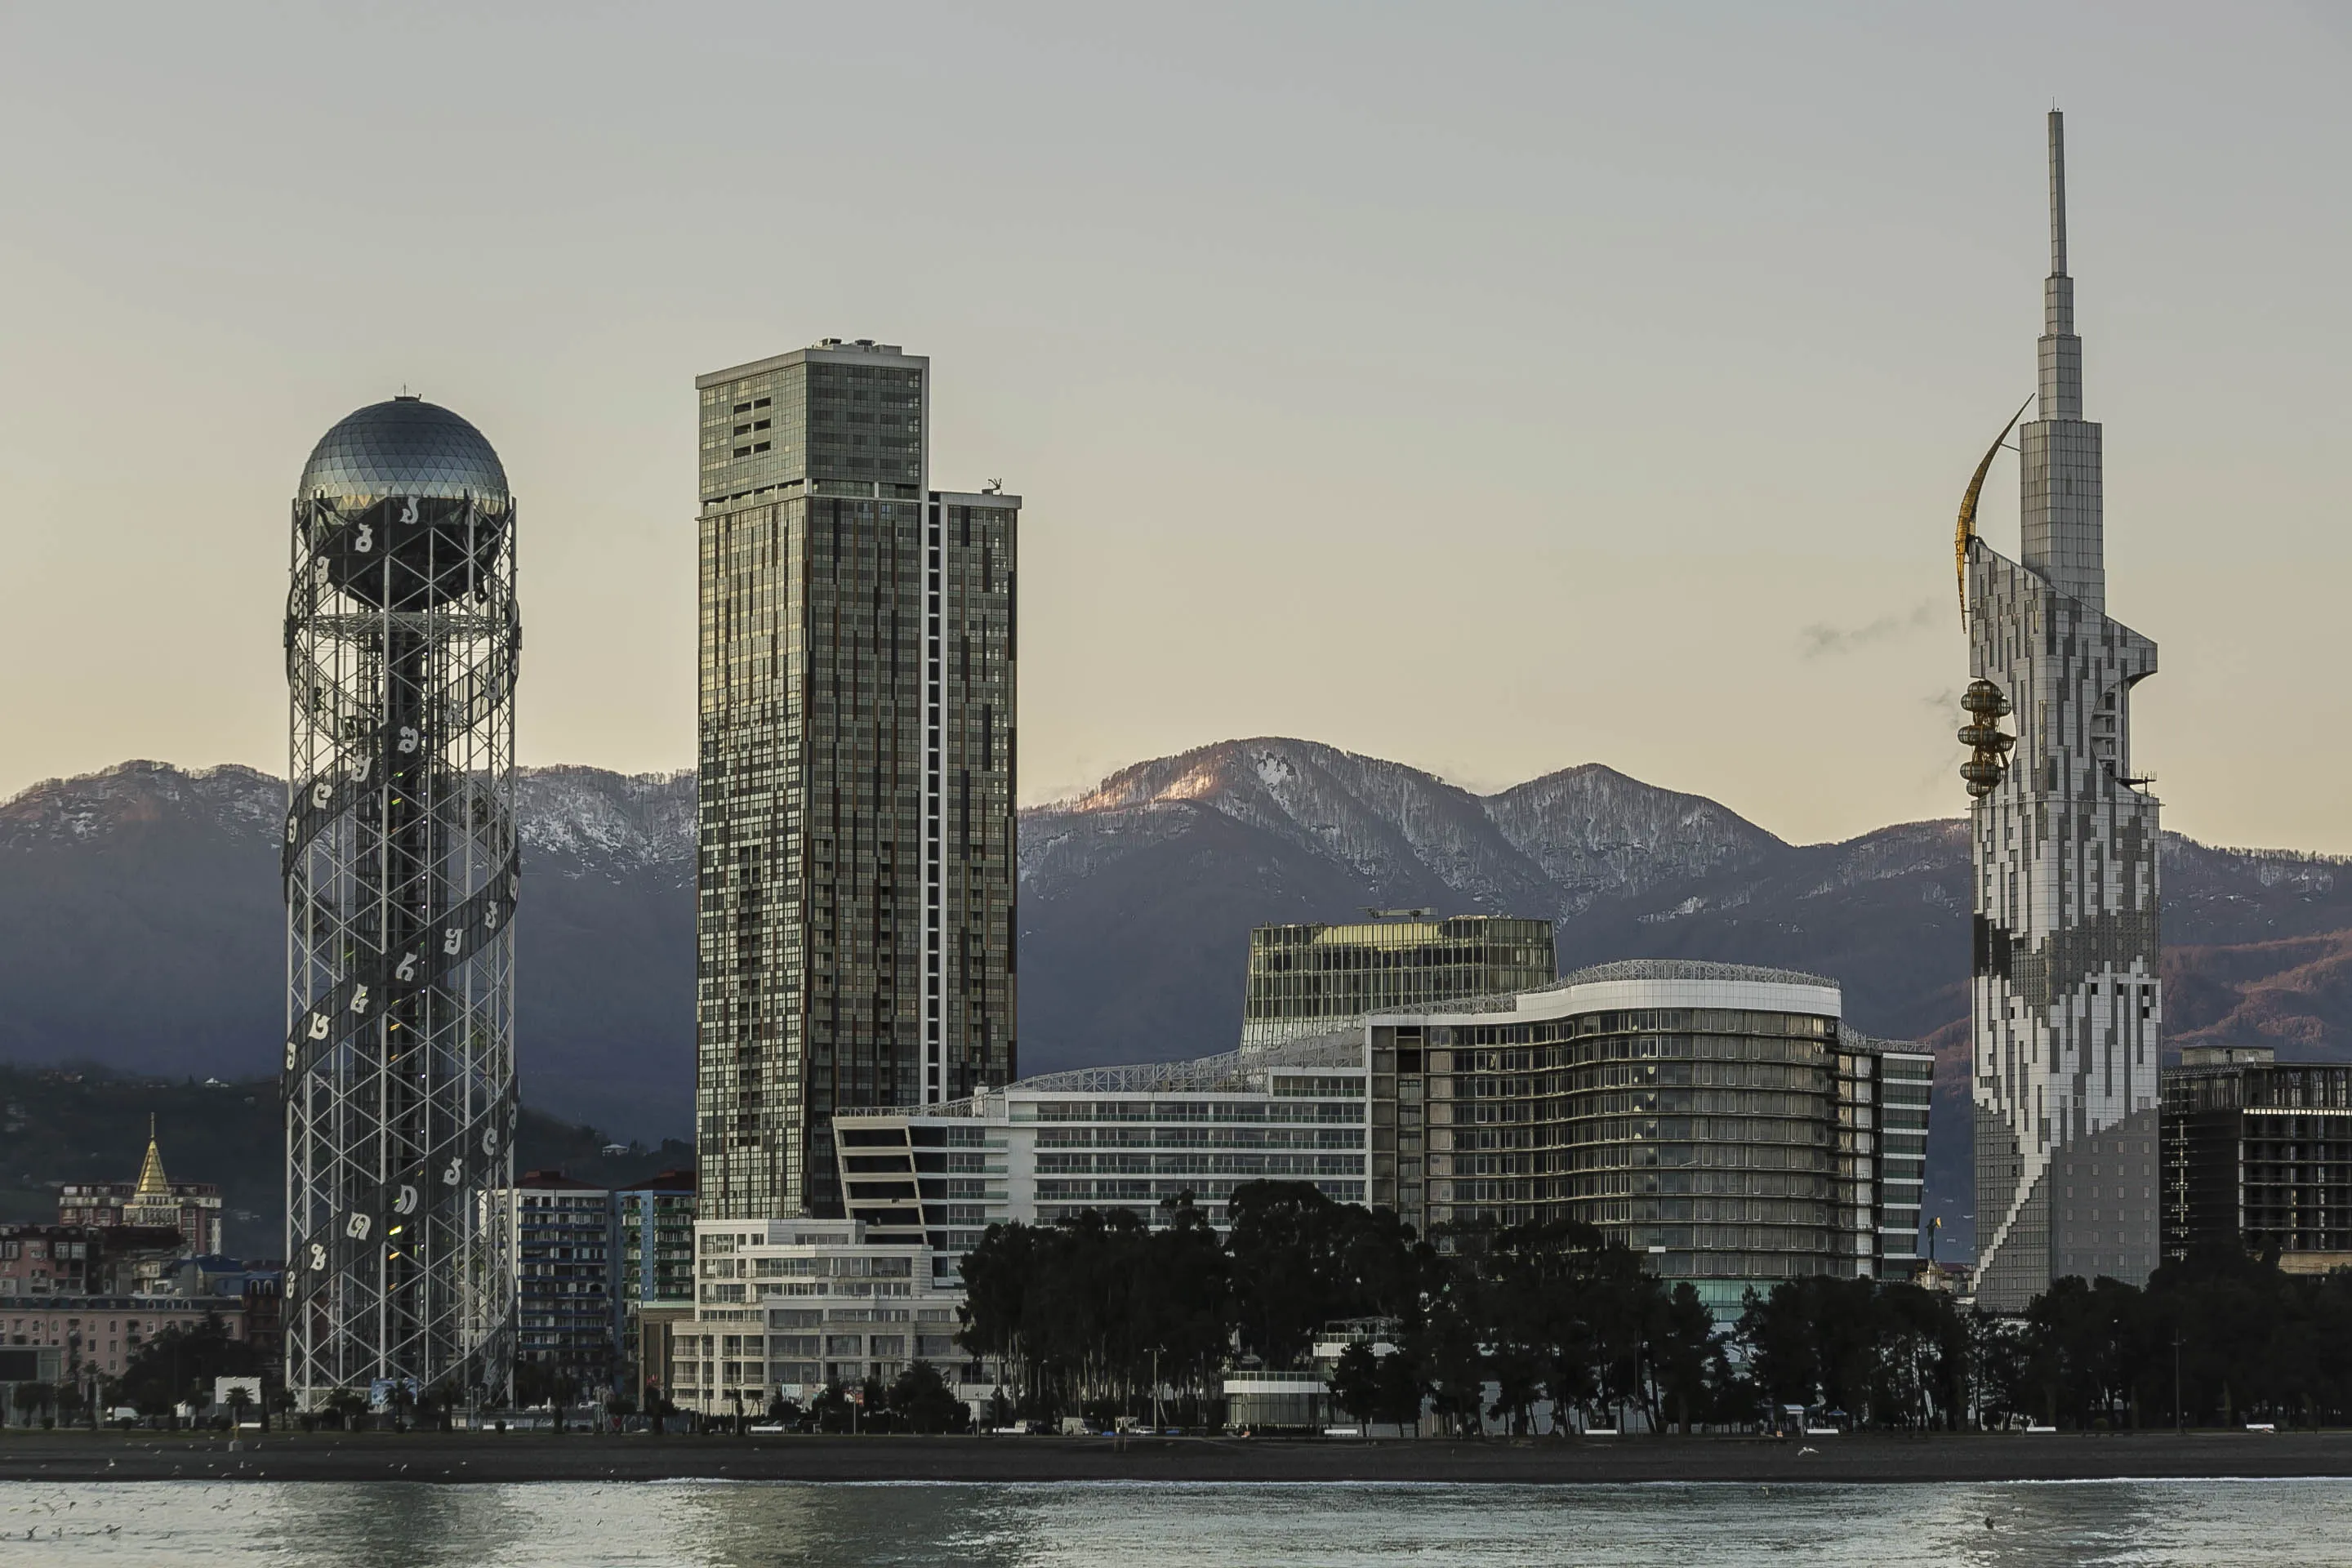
[1,1479,2347,1566]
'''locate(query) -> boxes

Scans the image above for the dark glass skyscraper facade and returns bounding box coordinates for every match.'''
[694,341,1016,1222]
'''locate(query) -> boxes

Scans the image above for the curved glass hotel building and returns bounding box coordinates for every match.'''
[1374,960,1929,1308]
[833,960,1927,1306]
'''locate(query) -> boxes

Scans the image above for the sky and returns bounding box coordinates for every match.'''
[0,2,2345,852]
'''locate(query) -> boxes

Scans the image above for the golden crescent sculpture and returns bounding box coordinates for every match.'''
[1956,396,2034,621]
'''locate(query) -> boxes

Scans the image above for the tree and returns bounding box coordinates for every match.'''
[1373,1343,1427,1436]
[224,1385,255,1430]
[890,1361,972,1434]
[1411,1290,1489,1437]
[11,1382,51,1429]
[118,1314,266,1422]
[1326,1342,1380,1434]
[1227,1183,1417,1370]
[1645,1283,1725,1434]
[811,1381,853,1434]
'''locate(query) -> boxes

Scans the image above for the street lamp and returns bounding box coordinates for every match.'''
[2172,1326,2184,1434]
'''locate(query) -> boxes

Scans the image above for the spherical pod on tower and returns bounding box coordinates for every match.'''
[283,395,519,1412]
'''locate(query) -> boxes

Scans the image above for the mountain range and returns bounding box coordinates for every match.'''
[6,740,2350,1254]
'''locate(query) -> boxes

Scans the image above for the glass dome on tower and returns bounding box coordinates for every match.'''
[297,395,509,509]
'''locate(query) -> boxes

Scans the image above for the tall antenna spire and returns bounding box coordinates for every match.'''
[2048,109,2069,284]
[2038,109,2081,421]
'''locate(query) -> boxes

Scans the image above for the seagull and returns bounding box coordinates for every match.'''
[1798,1446,1818,1455]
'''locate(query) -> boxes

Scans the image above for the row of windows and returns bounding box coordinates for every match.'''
[1025,1099,1364,1125]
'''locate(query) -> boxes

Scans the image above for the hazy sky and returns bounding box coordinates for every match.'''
[2,3,2345,852]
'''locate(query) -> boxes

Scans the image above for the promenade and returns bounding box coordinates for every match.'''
[2,1430,2347,1486]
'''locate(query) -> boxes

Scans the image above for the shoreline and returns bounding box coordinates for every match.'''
[2,1430,2350,1486]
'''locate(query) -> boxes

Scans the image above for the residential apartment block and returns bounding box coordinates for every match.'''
[2163,1046,2352,1274]
[670,1216,969,1416]
[695,339,1018,1222]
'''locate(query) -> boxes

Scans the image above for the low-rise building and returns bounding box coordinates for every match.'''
[1225,1317,1400,1432]
[0,1225,186,1298]
[834,1031,1371,1283]
[2163,1046,2352,1274]
[57,1125,223,1257]
[671,1217,972,1418]
[0,1295,247,1382]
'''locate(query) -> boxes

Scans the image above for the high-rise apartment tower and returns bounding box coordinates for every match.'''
[695,340,1017,1221]
[1958,114,2163,1310]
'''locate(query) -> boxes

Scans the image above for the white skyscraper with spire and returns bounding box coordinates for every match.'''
[1957,112,2163,1312]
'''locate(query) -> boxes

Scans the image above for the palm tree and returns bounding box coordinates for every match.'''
[225,1386,255,1430]
[8,1381,42,1428]
[16,1382,54,1429]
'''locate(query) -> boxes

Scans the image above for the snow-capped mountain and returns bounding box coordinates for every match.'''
[5,742,2349,1236]
[1024,739,1783,916]
[0,761,695,1138]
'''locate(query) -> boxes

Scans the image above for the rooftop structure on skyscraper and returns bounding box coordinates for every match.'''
[1960,114,2163,1311]
[1241,913,1555,1054]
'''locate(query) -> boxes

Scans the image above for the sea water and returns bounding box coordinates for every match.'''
[1,1478,2346,1566]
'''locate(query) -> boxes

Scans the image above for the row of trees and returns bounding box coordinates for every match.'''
[2,1312,284,1429]
[955,1182,2352,1432]
[1984,1250,2352,1429]
[703,1361,973,1435]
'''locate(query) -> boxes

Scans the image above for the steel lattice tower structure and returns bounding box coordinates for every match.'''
[284,396,520,1408]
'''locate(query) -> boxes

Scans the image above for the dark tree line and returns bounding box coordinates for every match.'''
[1974,1247,2352,1430]
[956,1183,2352,1432]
